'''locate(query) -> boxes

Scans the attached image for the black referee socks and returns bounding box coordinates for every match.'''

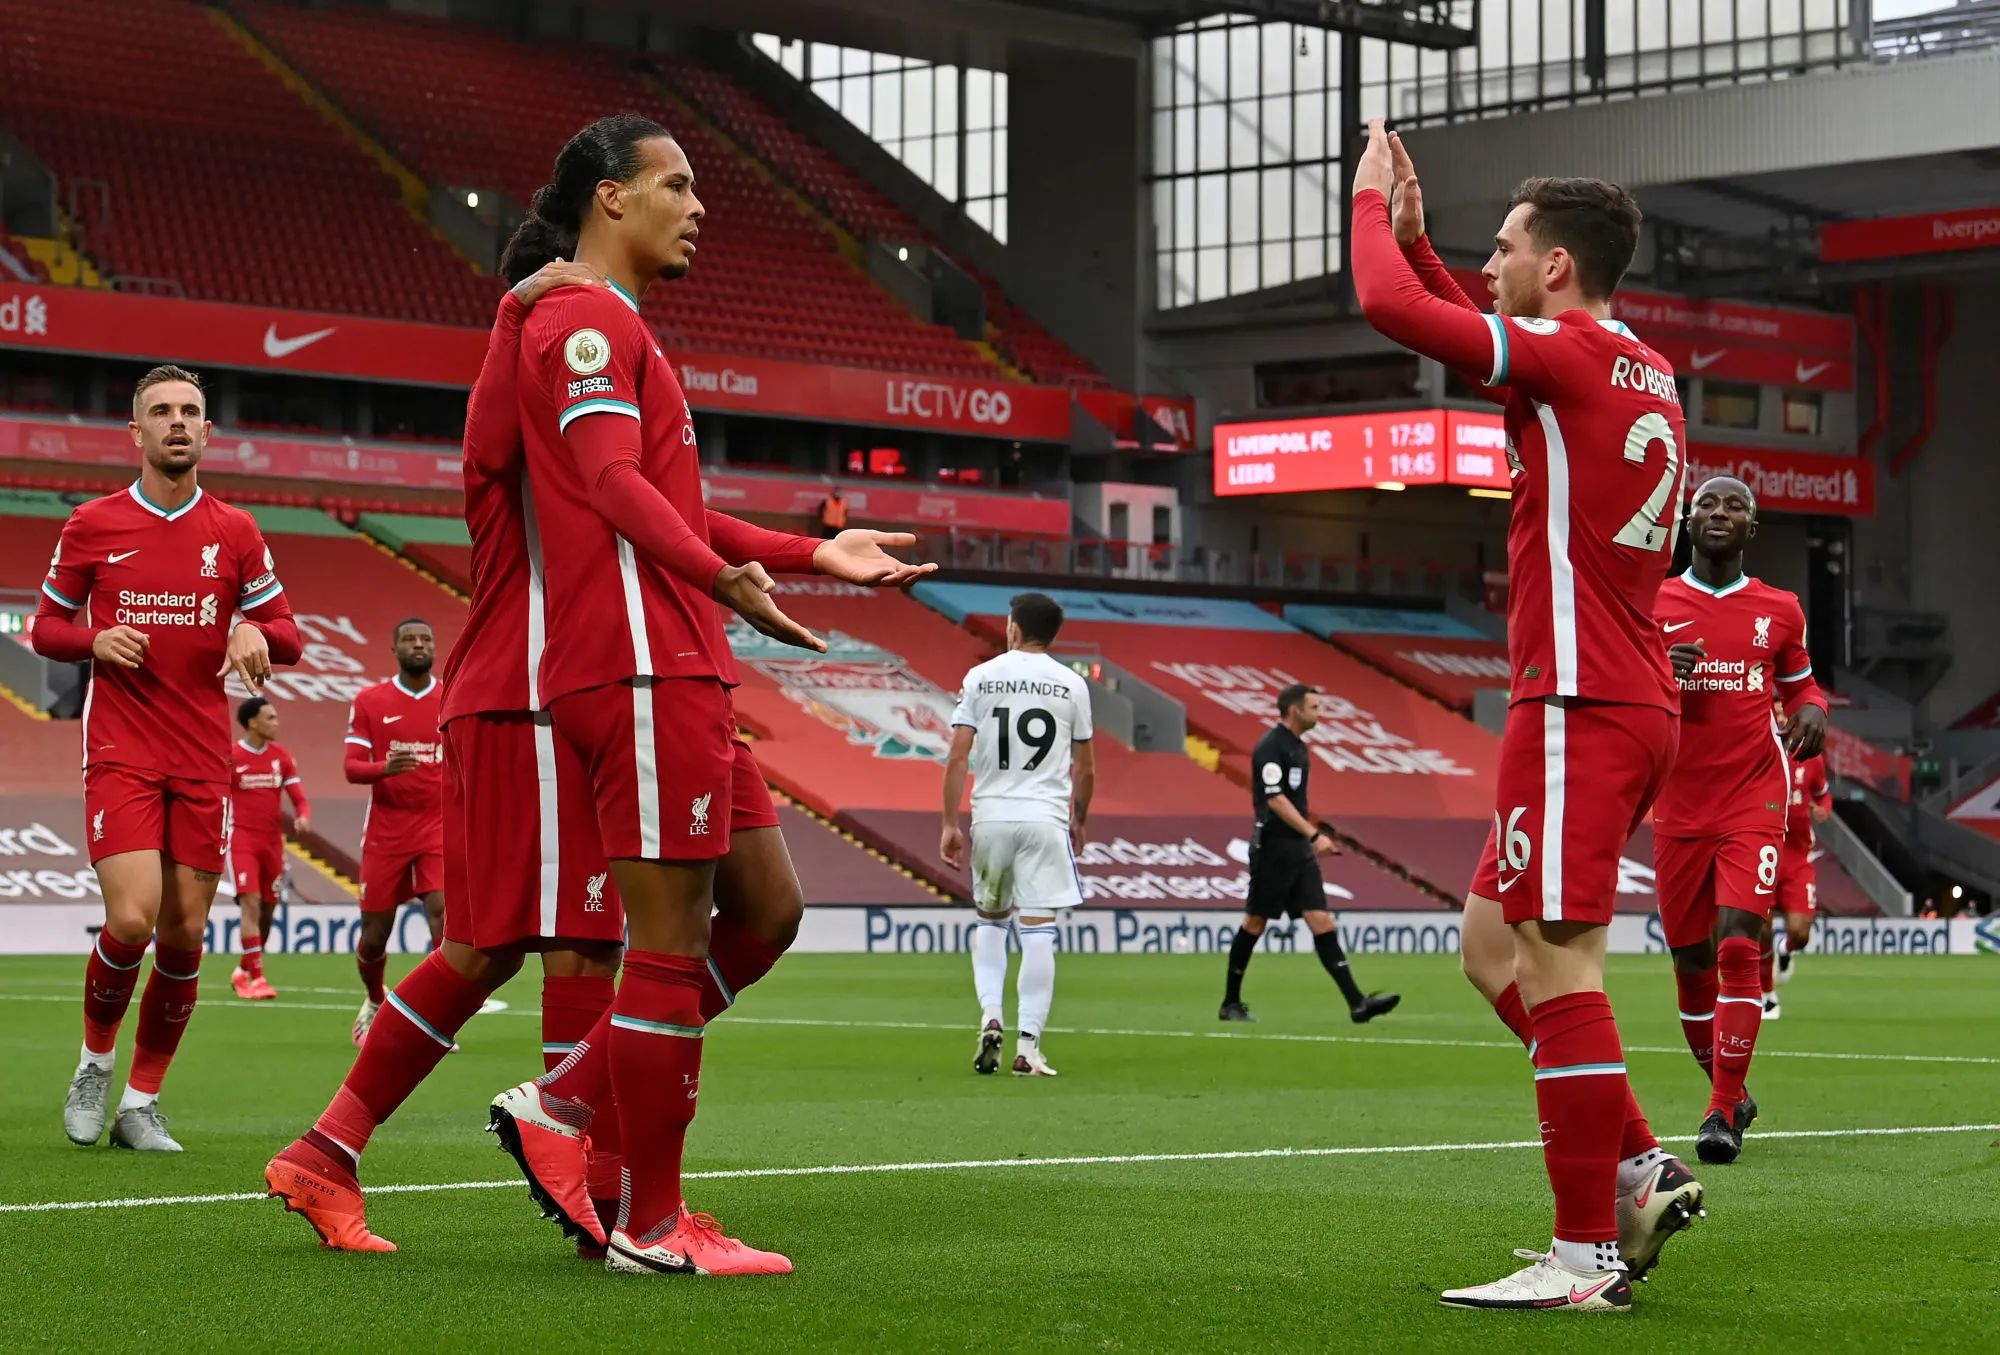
[1223,927,1259,1005]
[1313,929,1366,1006]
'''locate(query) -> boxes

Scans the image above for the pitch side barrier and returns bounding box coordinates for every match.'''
[0,906,1992,955]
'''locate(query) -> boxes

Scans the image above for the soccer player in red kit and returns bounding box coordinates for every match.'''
[34,364,301,1152]
[1352,122,1695,1309]
[229,695,310,1000]
[343,620,444,1045]
[1769,745,1831,1010]
[1655,477,1826,1165]
[266,224,930,1255]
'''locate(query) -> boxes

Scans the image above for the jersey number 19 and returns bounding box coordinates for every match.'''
[993,706,1056,770]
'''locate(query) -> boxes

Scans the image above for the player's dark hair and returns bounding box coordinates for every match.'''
[1010,592,1064,646]
[1507,176,1643,300]
[237,696,269,728]
[392,617,431,641]
[1277,683,1317,719]
[501,114,676,284]
[132,364,204,419]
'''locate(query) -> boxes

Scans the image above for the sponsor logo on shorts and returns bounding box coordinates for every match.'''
[1524,665,1541,679]
[92,810,104,842]
[690,792,712,837]
[585,872,607,912]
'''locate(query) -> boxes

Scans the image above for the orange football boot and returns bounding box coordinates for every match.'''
[605,1206,792,1276]
[265,1148,396,1252]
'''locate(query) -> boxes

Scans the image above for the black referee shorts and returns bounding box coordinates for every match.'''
[1245,845,1326,920]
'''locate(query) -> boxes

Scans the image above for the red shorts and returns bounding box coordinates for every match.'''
[82,763,228,873]
[1471,699,1676,927]
[358,846,443,913]
[549,678,771,862]
[1654,828,1784,950]
[232,834,285,900]
[1776,841,1817,915]
[441,711,626,949]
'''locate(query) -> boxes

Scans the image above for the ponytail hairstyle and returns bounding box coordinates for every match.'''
[501,114,675,284]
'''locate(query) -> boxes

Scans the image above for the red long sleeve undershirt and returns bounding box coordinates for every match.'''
[345,747,389,785]
[466,292,528,482]
[562,414,729,593]
[30,608,301,667]
[705,511,820,575]
[285,779,312,823]
[1350,190,1500,378]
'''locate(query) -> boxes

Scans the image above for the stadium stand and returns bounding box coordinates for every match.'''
[0,0,494,324]
[239,2,999,379]
[653,52,1108,388]
[1284,604,1510,714]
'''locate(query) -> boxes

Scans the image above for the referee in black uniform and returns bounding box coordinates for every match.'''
[1219,683,1400,1024]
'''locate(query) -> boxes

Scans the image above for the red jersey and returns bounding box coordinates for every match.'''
[1785,753,1830,851]
[517,282,732,704]
[231,738,307,841]
[33,483,299,782]
[345,675,444,852]
[1652,571,1825,835]
[1351,194,1685,711]
[445,291,822,722]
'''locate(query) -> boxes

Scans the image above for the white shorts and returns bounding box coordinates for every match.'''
[971,820,1082,918]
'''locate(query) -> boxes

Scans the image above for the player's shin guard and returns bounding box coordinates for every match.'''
[1016,924,1057,1040]
[1675,966,1719,1076]
[1491,980,1532,1049]
[608,951,706,1243]
[82,931,148,1057]
[1530,991,1628,1260]
[970,919,1008,1026]
[126,945,201,1097]
[355,941,388,1005]
[1710,937,1764,1116]
[314,950,489,1160]
[698,915,786,1023]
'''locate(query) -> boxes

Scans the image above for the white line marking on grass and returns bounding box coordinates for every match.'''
[4,1123,1996,1216]
[2,993,1996,1066]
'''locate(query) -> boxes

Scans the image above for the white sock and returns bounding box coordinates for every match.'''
[1015,923,1058,1050]
[971,920,1008,1027]
[1616,1146,1669,1193]
[118,1084,155,1113]
[1551,1237,1625,1273]
[78,1044,114,1074]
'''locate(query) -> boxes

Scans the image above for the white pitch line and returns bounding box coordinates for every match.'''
[3,1122,1996,1216]
[2,992,1996,1067]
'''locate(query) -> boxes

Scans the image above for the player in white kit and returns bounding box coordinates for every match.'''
[941,592,1095,1078]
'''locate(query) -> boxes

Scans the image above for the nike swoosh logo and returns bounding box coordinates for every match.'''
[1754,886,1774,894]
[1570,1275,1620,1304]
[1634,1178,1655,1209]
[263,324,337,359]
[1496,873,1521,893]
[381,716,402,724]
[108,550,140,563]
[1689,349,1725,370]
[1796,359,1832,382]
[1663,620,1696,633]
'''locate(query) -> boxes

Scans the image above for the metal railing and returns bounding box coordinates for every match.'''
[1872,0,2000,60]
[1818,807,1914,917]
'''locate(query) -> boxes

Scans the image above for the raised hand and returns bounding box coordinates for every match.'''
[513,258,606,307]
[1388,130,1425,246]
[1352,118,1395,200]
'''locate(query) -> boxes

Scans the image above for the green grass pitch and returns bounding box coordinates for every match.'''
[1,949,1995,1352]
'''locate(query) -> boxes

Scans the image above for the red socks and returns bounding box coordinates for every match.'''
[356,941,387,1005]
[127,945,202,1095]
[1711,936,1764,1116]
[609,950,707,1242]
[82,931,148,1055]
[1529,990,1627,1246]
[540,975,623,1201]
[313,950,490,1161]
[542,975,614,1073]
[698,916,785,1022]
[1675,966,1719,1076]
[1491,981,1532,1048]
[241,935,265,980]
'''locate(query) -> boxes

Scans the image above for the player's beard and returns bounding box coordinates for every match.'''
[658,258,690,282]
[401,654,434,679]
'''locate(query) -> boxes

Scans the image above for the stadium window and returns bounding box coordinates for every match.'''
[753,35,1003,242]
[1256,353,1421,408]
[1701,381,1763,431]
[1783,389,1822,436]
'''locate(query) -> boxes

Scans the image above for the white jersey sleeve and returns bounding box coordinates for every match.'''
[956,650,1090,826]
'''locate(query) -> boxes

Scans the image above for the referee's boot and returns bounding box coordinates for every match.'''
[1350,993,1400,1023]
[1218,1000,1255,1022]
